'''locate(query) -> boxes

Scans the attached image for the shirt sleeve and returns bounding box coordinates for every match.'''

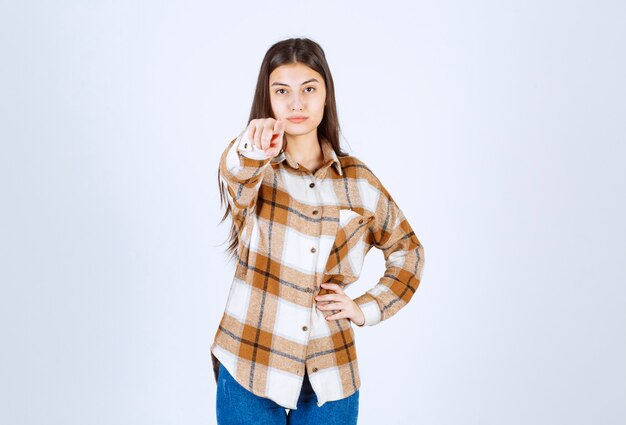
[236,128,272,160]
[218,128,274,234]
[352,177,425,327]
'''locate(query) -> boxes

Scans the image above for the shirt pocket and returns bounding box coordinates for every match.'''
[338,207,374,236]
[339,207,363,227]
[323,207,375,280]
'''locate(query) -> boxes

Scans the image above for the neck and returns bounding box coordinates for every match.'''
[285,131,323,164]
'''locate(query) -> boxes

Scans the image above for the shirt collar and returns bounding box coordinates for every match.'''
[271,137,343,176]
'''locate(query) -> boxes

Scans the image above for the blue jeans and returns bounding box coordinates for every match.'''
[216,362,359,425]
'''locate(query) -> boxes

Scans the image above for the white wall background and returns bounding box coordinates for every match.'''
[1,1,625,424]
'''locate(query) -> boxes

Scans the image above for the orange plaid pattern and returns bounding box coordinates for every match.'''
[210,129,425,409]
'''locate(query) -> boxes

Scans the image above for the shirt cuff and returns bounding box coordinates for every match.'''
[353,293,382,327]
[237,130,271,160]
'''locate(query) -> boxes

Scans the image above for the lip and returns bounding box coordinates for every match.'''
[287,116,308,122]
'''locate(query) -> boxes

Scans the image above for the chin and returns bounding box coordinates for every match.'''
[285,125,317,136]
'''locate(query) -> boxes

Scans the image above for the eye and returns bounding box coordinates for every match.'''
[275,88,287,94]
[304,87,315,93]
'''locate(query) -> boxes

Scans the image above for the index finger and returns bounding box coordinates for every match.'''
[321,283,343,293]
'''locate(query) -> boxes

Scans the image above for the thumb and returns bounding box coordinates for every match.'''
[274,119,286,135]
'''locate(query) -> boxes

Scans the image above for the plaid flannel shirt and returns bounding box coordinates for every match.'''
[210,128,425,409]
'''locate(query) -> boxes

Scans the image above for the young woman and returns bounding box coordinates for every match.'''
[211,37,425,425]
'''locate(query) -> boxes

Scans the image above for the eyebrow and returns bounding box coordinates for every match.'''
[270,78,320,87]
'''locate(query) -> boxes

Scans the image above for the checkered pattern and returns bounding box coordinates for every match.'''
[210,129,425,409]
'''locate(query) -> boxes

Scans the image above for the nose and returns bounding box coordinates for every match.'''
[291,94,303,111]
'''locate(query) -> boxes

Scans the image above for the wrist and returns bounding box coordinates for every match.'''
[353,305,366,327]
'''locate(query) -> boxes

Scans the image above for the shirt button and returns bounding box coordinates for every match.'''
[302,325,308,331]
[310,247,316,253]
[312,210,318,215]
[312,367,318,373]
[309,182,315,188]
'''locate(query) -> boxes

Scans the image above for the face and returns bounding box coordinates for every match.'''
[269,62,327,138]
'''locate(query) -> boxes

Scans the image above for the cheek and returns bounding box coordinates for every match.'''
[271,99,289,111]
[270,98,286,116]
[315,97,325,108]
[314,98,326,119]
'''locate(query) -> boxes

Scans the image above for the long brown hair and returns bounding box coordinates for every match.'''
[217,37,349,263]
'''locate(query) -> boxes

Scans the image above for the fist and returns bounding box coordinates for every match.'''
[246,118,286,158]
[315,283,366,326]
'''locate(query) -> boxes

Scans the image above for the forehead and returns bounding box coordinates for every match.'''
[269,63,324,85]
